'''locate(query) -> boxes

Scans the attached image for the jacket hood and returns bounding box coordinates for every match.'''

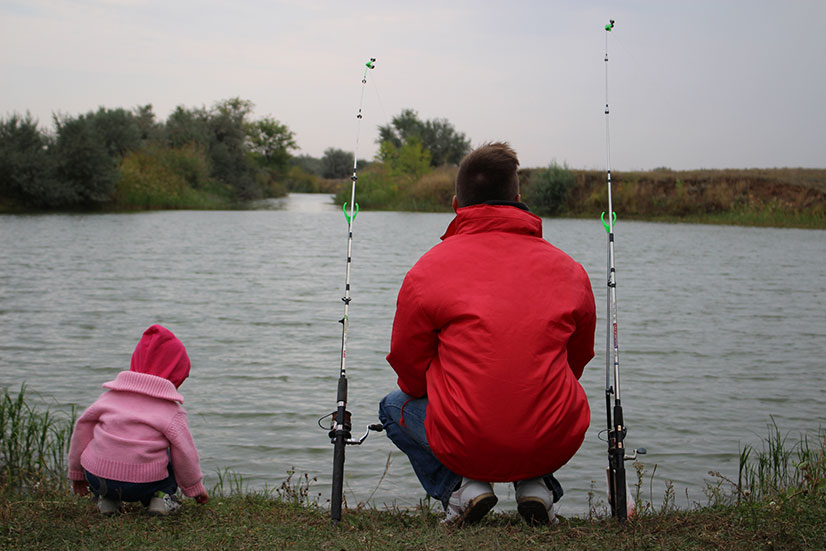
[130,325,190,388]
[441,204,543,241]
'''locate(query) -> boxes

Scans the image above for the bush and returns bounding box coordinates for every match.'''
[525,162,575,216]
[404,165,456,211]
[335,163,399,210]
[291,154,322,176]
[115,145,229,209]
[284,165,324,193]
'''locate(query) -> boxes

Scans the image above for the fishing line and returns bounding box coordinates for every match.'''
[328,57,384,526]
[367,69,391,134]
[601,19,645,522]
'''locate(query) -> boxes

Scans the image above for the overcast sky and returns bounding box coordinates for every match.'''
[2,1,824,170]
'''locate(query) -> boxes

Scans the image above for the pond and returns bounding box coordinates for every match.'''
[1,193,824,516]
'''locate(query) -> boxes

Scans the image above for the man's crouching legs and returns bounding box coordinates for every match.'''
[380,390,489,522]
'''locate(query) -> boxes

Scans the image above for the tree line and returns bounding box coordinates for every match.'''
[0,101,475,212]
[0,98,303,210]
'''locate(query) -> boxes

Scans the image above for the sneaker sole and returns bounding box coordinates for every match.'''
[97,500,121,516]
[147,497,181,516]
[452,493,498,527]
[517,498,551,525]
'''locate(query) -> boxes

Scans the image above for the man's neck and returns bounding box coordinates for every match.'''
[479,200,530,212]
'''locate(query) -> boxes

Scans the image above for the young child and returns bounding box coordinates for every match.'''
[68,324,209,515]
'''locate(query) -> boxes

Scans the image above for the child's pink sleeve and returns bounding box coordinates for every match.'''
[166,411,206,497]
[67,404,101,481]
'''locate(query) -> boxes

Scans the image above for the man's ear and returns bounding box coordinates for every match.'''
[516,193,521,202]
[452,195,459,212]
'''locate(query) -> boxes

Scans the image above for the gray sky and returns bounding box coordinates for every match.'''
[2,0,824,170]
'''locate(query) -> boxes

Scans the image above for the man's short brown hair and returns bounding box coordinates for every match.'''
[455,142,520,207]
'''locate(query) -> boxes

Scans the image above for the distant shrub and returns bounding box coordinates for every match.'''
[291,154,322,176]
[116,145,228,209]
[404,166,456,211]
[525,162,575,216]
[284,165,324,193]
[335,163,399,210]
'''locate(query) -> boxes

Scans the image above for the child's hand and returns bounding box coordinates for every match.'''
[72,479,89,496]
[194,491,209,504]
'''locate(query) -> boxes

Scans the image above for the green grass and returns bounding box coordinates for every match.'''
[0,385,74,491]
[3,385,825,550]
[331,166,826,229]
[2,481,824,550]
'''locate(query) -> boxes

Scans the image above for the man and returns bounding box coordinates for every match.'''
[378,142,596,526]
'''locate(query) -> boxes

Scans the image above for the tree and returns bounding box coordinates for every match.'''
[379,138,431,180]
[291,154,322,176]
[87,107,142,158]
[52,113,119,205]
[320,147,353,179]
[163,98,296,200]
[165,105,210,149]
[0,113,57,206]
[378,109,471,167]
[133,104,164,144]
[246,117,297,173]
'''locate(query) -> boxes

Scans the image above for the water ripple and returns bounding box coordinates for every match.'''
[2,195,825,516]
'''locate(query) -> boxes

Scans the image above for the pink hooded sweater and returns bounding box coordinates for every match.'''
[67,325,206,497]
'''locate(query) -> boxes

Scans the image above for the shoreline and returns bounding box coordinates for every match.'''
[3,484,824,550]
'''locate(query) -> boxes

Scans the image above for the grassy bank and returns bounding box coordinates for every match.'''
[3,385,825,549]
[2,484,825,551]
[560,168,826,229]
[333,166,826,229]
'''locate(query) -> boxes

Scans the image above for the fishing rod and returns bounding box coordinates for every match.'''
[602,19,645,522]
[328,57,384,526]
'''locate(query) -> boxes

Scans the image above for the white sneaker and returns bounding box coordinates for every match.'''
[515,477,556,525]
[443,478,497,526]
[147,493,182,516]
[97,496,121,516]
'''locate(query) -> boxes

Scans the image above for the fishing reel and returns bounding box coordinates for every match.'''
[321,410,384,445]
[599,427,648,461]
[623,447,647,461]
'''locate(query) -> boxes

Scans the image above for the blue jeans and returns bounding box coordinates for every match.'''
[378,390,462,507]
[378,390,564,507]
[85,464,178,505]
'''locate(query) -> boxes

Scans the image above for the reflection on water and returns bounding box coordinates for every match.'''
[252,194,339,212]
[1,194,825,516]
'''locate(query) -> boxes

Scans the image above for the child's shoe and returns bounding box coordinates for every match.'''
[147,492,182,516]
[97,496,122,516]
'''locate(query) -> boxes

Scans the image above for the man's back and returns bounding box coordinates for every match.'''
[387,204,595,481]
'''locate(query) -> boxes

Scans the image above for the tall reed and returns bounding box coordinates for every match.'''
[737,418,826,502]
[0,384,75,491]
[702,419,826,509]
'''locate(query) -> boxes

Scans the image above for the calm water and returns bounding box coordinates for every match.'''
[1,193,824,516]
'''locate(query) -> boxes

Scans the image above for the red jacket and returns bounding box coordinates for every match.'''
[386,204,595,481]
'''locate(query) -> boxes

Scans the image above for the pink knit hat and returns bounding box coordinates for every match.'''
[130,325,191,388]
